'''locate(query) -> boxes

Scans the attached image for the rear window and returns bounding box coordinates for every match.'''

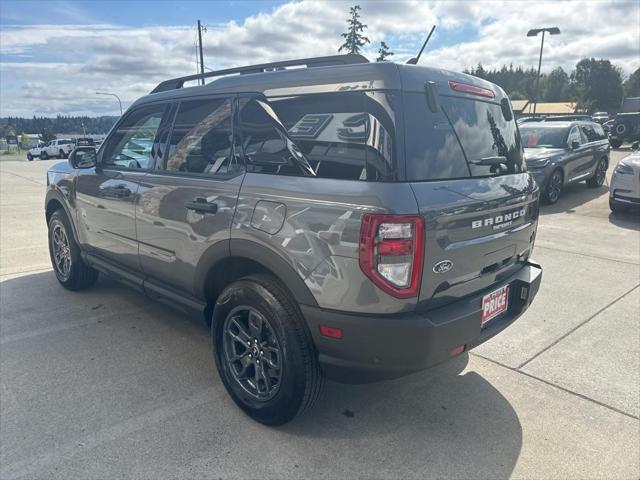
[404,93,525,180]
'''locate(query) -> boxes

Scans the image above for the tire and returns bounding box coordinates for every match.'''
[48,210,98,290]
[615,122,627,136]
[40,150,48,160]
[542,169,563,204]
[610,138,623,149]
[212,274,323,425]
[586,158,607,187]
[58,149,66,159]
[27,153,33,161]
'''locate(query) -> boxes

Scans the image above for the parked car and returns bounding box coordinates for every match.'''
[520,121,610,204]
[609,112,640,148]
[74,137,96,147]
[28,139,75,160]
[609,151,640,213]
[44,54,543,425]
[602,119,615,134]
[517,116,540,124]
[543,114,592,122]
[26,142,45,161]
[592,112,609,124]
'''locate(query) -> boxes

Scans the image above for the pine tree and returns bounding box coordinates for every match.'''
[339,5,370,55]
[376,41,394,62]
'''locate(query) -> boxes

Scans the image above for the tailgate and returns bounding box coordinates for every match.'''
[411,173,539,311]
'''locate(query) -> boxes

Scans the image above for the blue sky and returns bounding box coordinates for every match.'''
[1,1,283,27]
[1,0,638,116]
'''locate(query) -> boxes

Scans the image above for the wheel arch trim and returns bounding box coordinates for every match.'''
[45,188,80,244]
[194,238,318,308]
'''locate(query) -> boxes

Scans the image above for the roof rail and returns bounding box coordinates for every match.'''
[150,54,369,94]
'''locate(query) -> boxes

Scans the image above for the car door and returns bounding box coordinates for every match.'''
[75,102,171,272]
[579,124,603,175]
[564,125,591,182]
[136,96,244,296]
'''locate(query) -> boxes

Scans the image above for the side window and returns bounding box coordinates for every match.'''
[593,124,606,140]
[581,125,598,143]
[237,97,313,177]
[238,92,397,181]
[102,104,167,170]
[164,98,239,176]
[567,126,582,146]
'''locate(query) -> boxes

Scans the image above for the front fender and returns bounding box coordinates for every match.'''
[45,182,80,244]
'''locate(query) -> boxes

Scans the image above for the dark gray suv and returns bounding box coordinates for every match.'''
[45,54,542,425]
[520,121,610,204]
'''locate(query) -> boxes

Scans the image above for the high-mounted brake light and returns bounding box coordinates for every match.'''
[359,214,425,299]
[448,80,495,99]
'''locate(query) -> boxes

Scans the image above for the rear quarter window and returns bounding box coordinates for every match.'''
[239,91,399,181]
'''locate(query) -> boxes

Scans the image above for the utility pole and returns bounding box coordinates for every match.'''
[197,20,206,85]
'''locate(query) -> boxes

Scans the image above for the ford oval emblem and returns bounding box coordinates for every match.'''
[433,260,453,274]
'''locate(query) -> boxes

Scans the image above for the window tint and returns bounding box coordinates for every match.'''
[580,124,602,142]
[441,96,524,177]
[567,126,582,146]
[406,94,525,181]
[238,92,398,181]
[403,92,469,180]
[520,126,568,148]
[102,104,166,169]
[593,124,606,139]
[165,98,241,176]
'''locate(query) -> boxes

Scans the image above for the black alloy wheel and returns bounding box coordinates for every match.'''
[47,210,99,290]
[222,306,283,401]
[544,170,563,204]
[213,274,323,425]
[51,223,72,281]
[587,158,607,187]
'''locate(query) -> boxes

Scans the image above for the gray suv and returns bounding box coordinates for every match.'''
[45,54,543,425]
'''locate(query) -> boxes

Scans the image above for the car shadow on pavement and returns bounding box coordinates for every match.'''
[608,210,640,230]
[539,182,609,216]
[282,354,523,478]
[1,271,522,479]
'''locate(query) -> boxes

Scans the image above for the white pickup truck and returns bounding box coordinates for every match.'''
[27,139,75,161]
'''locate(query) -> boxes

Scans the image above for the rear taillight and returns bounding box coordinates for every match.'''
[359,214,424,299]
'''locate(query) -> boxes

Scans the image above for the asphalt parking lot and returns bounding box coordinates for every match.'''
[1,151,638,479]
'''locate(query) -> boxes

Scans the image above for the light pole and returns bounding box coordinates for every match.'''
[527,27,560,117]
[95,91,123,116]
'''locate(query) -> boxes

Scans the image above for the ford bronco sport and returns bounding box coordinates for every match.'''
[45,54,542,425]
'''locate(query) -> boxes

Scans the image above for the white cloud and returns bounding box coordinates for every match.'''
[1,0,638,117]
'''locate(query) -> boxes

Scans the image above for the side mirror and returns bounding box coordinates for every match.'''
[571,140,580,150]
[69,147,97,169]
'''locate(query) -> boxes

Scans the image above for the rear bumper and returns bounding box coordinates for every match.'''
[302,260,542,383]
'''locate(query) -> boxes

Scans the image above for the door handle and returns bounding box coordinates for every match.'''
[185,196,218,214]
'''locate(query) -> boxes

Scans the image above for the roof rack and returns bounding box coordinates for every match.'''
[150,54,369,94]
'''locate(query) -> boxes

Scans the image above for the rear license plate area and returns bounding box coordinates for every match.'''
[481,285,510,326]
